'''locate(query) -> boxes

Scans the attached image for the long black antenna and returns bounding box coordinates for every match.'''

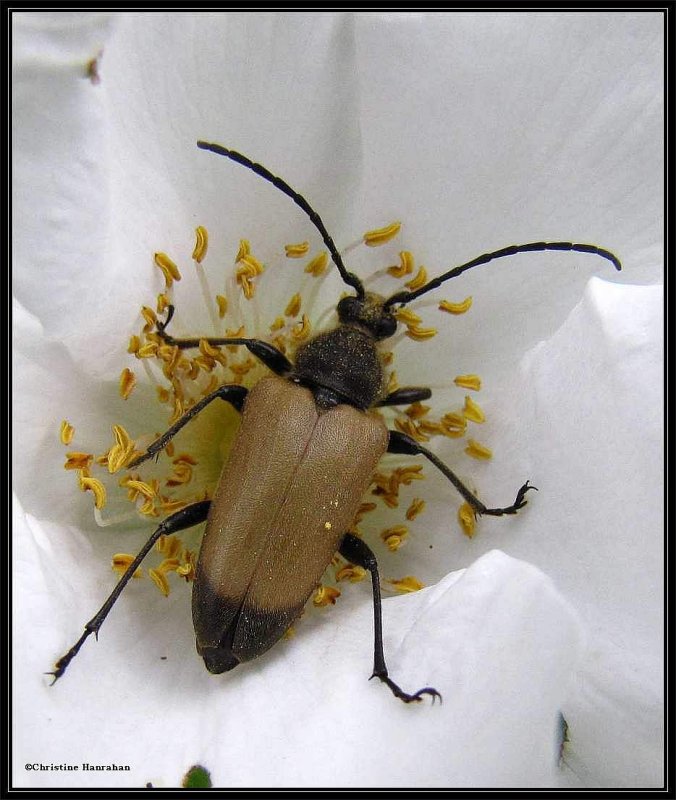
[383,241,622,309]
[197,141,365,298]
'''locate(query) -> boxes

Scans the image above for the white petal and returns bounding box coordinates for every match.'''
[13,10,662,789]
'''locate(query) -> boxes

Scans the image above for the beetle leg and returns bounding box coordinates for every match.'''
[48,501,212,684]
[387,430,537,516]
[156,305,292,376]
[339,533,441,705]
[376,387,432,407]
[127,384,248,469]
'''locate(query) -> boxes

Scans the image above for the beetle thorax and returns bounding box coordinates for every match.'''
[293,325,386,410]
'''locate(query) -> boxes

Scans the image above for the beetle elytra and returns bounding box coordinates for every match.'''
[50,141,621,703]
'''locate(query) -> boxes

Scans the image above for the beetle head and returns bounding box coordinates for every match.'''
[337,293,398,341]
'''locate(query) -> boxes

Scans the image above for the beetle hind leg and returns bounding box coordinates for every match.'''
[48,501,212,683]
[339,533,441,705]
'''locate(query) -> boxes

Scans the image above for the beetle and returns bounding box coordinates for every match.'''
[49,141,622,702]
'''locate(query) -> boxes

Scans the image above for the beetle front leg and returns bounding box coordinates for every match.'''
[339,533,441,705]
[128,384,248,469]
[387,430,536,516]
[48,500,211,684]
[156,305,293,376]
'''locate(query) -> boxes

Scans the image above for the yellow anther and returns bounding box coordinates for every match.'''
[119,367,136,400]
[173,453,198,466]
[405,324,437,341]
[335,564,367,583]
[78,472,106,509]
[199,339,227,366]
[238,253,265,275]
[194,355,216,373]
[236,239,250,261]
[237,274,255,300]
[64,452,93,471]
[381,351,394,366]
[154,253,182,288]
[107,425,136,474]
[176,560,196,581]
[127,335,141,355]
[387,371,399,394]
[405,266,428,291]
[441,412,467,438]
[418,420,444,436]
[291,314,311,341]
[364,221,401,247]
[439,297,473,315]
[388,576,424,593]
[148,568,170,597]
[465,439,493,460]
[285,241,310,258]
[139,498,159,517]
[141,306,158,331]
[395,308,421,325]
[192,226,208,263]
[395,465,424,485]
[159,498,188,514]
[137,342,159,359]
[454,374,482,391]
[284,293,302,318]
[353,502,377,526]
[394,417,429,442]
[313,585,341,607]
[216,295,228,318]
[158,344,180,370]
[405,402,430,420]
[405,498,426,520]
[111,554,143,578]
[304,252,328,276]
[387,250,415,278]
[60,420,75,445]
[157,558,181,574]
[381,525,409,552]
[156,293,170,315]
[124,479,156,501]
[463,395,485,424]
[156,534,180,557]
[458,503,477,538]
[229,357,256,376]
[165,465,192,489]
[270,317,286,332]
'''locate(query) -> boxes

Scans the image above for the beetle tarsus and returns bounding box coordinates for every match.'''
[371,671,442,704]
[482,481,538,517]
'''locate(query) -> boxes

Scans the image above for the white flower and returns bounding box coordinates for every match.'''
[13,11,662,789]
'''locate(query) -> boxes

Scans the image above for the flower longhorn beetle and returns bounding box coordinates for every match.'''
[49,141,621,703]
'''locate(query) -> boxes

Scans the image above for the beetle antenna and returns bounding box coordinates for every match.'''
[197,141,365,298]
[383,241,622,309]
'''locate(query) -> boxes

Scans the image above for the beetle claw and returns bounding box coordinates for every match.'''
[373,672,442,705]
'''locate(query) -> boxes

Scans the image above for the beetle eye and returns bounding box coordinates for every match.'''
[375,314,397,340]
[337,296,362,322]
